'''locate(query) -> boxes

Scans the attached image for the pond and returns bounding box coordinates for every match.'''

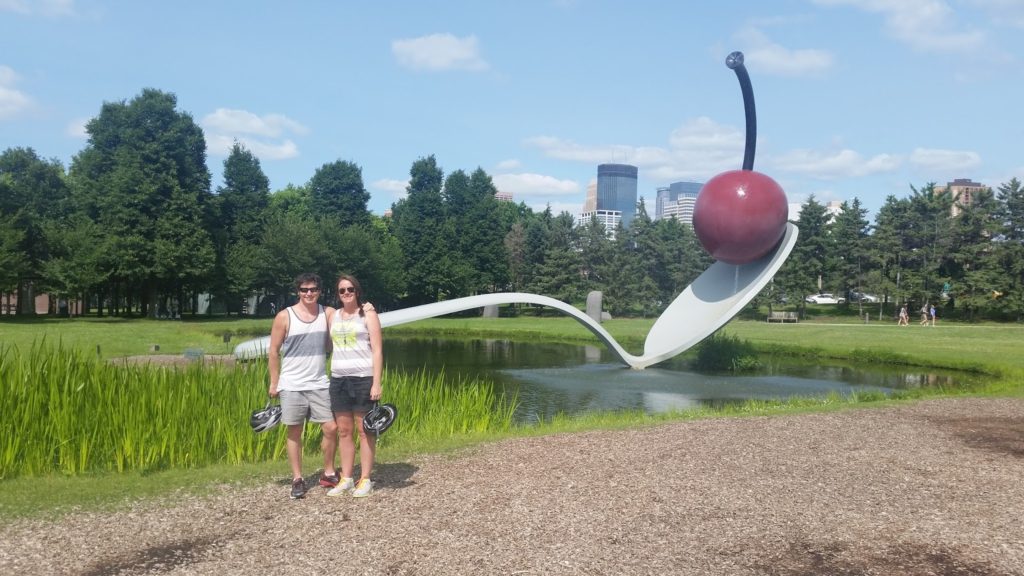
[383,337,986,423]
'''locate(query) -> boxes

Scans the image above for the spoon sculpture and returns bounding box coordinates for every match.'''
[234,51,798,369]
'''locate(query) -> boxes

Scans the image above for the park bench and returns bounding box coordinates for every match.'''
[766,311,799,323]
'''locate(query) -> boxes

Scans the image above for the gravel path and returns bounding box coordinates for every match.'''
[2,397,1022,576]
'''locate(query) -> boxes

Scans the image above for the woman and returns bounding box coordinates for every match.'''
[326,274,384,498]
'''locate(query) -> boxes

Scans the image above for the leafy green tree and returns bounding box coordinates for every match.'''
[69,88,213,316]
[0,214,27,295]
[40,215,110,314]
[504,221,527,292]
[0,147,69,311]
[308,160,370,228]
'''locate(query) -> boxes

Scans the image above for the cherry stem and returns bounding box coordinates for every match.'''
[726,51,756,171]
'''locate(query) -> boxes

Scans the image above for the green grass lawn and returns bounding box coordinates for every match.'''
[2,312,1023,373]
[2,312,1022,519]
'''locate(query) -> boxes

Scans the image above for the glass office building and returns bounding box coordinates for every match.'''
[596,163,639,229]
[655,181,703,221]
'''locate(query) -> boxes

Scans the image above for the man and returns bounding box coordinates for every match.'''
[268,273,340,499]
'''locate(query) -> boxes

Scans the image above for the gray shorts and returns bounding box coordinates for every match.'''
[279,389,333,425]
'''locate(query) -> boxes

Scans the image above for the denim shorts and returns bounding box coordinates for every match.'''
[329,376,374,413]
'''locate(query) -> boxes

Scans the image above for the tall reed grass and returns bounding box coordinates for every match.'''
[0,343,517,479]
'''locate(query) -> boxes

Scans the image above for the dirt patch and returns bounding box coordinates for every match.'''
[759,540,1005,576]
[80,537,224,576]
[934,416,1024,458]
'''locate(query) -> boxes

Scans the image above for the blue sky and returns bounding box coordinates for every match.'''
[2,0,1023,220]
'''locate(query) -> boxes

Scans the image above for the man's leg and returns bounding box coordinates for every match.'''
[286,424,304,481]
[321,419,338,476]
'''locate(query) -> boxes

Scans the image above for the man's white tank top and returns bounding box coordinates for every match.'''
[278,305,330,391]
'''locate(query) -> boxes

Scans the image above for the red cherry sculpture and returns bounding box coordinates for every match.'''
[693,51,788,265]
[693,170,787,264]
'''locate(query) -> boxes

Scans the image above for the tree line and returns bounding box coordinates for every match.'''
[2,88,1022,321]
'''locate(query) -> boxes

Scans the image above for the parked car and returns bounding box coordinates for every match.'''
[805,293,845,304]
[849,291,879,303]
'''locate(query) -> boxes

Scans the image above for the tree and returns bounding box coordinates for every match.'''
[390,155,447,304]
[994,178,1024,320]
[308,160,370,228]
[775,196,830,312]
[218,142,270,245]
[830,198,871,314]
[214,143,271,313]
[0,147,69,312]
[69,88,213,316]
[40,215,110,314]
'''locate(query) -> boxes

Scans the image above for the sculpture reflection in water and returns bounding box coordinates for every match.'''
[235,52,799,370]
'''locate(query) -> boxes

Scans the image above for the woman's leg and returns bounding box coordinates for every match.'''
[335,411,356,480]
[354,411,377,480]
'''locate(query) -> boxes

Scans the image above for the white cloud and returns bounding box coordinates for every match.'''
[201,108,307,160]
[0,0,74,16]
[492,173,580,197]
[372,178,409,194]
[202,108,307,138]
[495,158,521,170]
[0,65,32,120]
[525,116,745,185]
[735,27,834,76]
[392,33,489,72]
[66,117,88,138]
[772,148,902,178]
[813,0,987,53]
[908,148,982,171]
[371,178,410,203]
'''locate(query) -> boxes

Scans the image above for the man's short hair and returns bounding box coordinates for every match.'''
[294,273,322,290]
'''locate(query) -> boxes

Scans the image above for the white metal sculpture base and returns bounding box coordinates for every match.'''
[234,223,798,369]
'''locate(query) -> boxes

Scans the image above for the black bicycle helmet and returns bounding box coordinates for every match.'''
[362,402,397,436]
[250,400,282,433]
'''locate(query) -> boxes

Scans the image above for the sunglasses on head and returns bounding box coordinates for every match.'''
[297,287,320,294]
[338,286,356,294]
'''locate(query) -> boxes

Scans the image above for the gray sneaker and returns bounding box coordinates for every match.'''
[290,478,306,499]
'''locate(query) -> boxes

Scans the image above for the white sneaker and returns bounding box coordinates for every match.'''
[326,477,354,497]
[351,478,373,498]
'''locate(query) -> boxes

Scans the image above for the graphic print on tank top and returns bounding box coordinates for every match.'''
[332,317,358,349]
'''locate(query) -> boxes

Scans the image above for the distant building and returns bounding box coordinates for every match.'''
[495,190,513,202]
[825,200,843,222]
[582,181,597,212]
[595,163,638,228]
[655,181,703,224]
[577,209,622,233]
[935,178,988,217]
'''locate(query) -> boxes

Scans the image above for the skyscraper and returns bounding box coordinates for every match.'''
[655,181,703,222]
[595,163,638,228]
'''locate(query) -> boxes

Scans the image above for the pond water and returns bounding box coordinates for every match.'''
[383,338,986,422]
